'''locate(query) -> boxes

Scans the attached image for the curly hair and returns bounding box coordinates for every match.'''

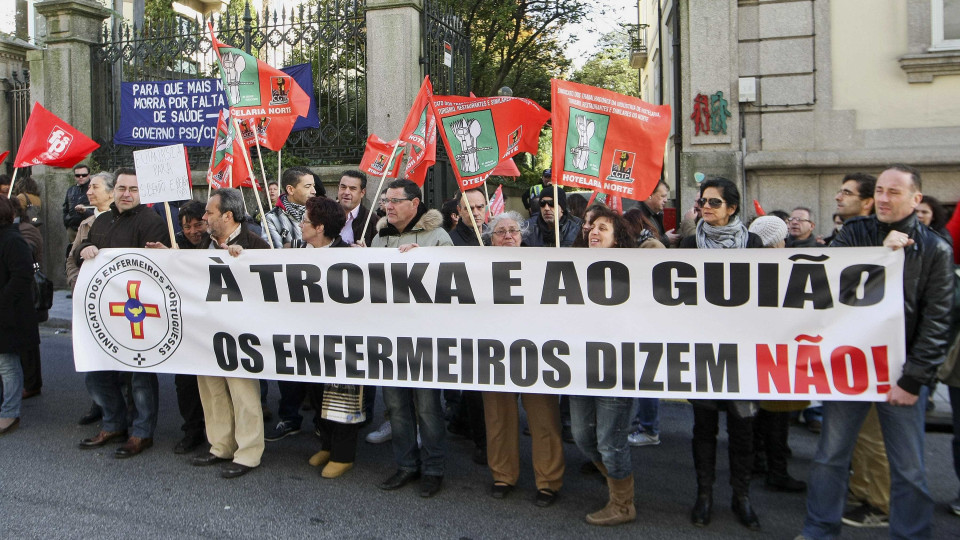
[586,205,636,248]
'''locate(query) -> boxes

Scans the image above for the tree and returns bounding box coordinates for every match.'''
[571,30,640,98]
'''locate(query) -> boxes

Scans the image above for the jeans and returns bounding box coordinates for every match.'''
[950,386,960,496]
[569,396,633,479]
[85,371,159,439]
[631,398,660,435]
[382,387,445,476]
[0,352,24,419]
[276,381,305,427]
[802,388,932,540]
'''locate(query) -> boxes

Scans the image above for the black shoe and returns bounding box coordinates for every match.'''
[579,461,600,474]
[447,422,470,439]
[420,474,443,498]
[691,489,712,527]
[732,495,761,531]
[535,488,559,508]
[472,446,487,466]
[78,406,102,426]
[491,482,514,499]
[561,425,575,444]
[379,469,421,491]
[264,420,300,441]
[65,293,72,299]
[765,472,806,493]
[221,462,254,479]
[173,434,206,455]
[192,452,230,467]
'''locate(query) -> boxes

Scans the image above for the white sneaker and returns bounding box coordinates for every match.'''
[627,430,660,447]
[365,420,392,444]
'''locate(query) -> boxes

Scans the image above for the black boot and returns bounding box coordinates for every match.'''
[691,486,712,526]
[760,410,806,492]
[732,495,761,531]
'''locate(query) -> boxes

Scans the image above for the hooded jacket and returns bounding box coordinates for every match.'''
[371,207,453,248]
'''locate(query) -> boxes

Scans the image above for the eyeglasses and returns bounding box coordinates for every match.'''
[492,227,521,237]
[539,199,556,208]
[697,197,725,209]
[787,217,811,223]
[837,189,859,198]
[383,197,413,205]
[75,173,89,178]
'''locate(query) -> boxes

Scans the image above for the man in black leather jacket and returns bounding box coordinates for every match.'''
[800,165,953,540]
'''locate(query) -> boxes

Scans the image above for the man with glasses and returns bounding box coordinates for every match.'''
[62,165,93,278]
[786,207,817,247]
[833,173,876,232]
[522,189,582,247]
[371,178,452,498]
[75,167,169,459]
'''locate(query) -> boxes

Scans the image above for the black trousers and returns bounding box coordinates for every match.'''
[20,346,42,392]
[691,402,754,496]
[309,384,361,463]
[174,374,205,437]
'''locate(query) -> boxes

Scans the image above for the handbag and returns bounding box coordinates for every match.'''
[33,261,53,322]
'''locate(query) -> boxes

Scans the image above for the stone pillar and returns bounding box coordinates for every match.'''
[364,0,423,207]
[29,0,109,287]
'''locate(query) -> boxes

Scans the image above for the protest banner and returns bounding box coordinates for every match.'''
[73,246,905,401]
[132,143,192,248]
[432,94,549,191]
[551,79,671,202]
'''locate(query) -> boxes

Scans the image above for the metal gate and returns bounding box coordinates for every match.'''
[421,0,471,209]
[90,0,367,173]
[2,69,30,176]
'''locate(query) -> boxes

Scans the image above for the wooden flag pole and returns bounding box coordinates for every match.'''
[462,190,484,246]
[553,183,560,248]
[274,148,281,210]
[359,141,403,245]
[250,127,271,209]
[7,168,19,199]
[163,201,179,249]
[232,117,275,249]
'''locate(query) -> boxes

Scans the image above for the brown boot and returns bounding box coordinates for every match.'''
[586,475,636,526]
[593,461,609,478]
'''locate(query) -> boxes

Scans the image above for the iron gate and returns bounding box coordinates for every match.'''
[90,0,367,173]
[2,69,30,176]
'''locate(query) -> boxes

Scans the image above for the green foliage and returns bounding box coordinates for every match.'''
[571,30,640,98]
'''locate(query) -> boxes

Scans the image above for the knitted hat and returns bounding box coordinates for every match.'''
[540,188,567,212]
[749,215,788,247]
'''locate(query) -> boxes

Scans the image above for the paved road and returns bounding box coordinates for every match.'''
[2,323,959,538]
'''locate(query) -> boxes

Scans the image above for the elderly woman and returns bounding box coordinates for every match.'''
[680,177,762,530]
[298,196,362,478]
[481,211,565,506]
[569,205,638,526]
[0,196,39,434]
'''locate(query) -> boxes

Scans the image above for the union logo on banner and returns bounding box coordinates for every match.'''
[269,76,290,105]
[605,149,636,184]
[38,126,74,163]
[83,253,183,368]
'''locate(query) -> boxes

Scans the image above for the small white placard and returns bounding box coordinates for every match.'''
[133,144,192,204]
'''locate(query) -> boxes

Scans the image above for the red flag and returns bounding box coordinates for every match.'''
[209,24,310,152]
[551,80,671,202]
[432,94,549,191]
[491,157,521,178]
[14,103,99,168]
[0,151,8,165]
[207,109,260,190]
[753,200,766,216]
[359,134,404,179]
[487,184,505,218]
[397,77,437,186]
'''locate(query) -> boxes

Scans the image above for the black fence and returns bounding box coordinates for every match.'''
[90,0,367,173]
[2,69,30,176]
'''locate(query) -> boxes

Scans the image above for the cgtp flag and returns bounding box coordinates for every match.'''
[359,134,404,179]
[432,94,549,191]
[207,109,259,190]
[14,103,99,168]
[209,24,310,152]
[397,77,437,186]
[551,80,671,202]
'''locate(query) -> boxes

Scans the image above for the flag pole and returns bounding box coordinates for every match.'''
[7,168,19,198]
[274,148,281,210]
[359,141,402,245]
[462,190,484,246]
[553,183,560,248]
[163,201,179,249]
[250,125,271,210]
[232,117,275,249]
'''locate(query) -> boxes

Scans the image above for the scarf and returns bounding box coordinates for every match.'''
[696,216,749,249]
[278,193,306,224]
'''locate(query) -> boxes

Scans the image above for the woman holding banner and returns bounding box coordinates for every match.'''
[569,205,637,526]
[479,211,565,507]
[298,196,364,479]
[680,177,762,531]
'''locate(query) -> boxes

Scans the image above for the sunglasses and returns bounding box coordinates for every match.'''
[539,199,556,208]
[75,173,89,178]
[697,197,725,209]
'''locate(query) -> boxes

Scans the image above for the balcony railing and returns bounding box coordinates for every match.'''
[626,23,649,69]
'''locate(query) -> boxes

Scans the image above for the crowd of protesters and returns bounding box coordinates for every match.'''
[1,162,960,539]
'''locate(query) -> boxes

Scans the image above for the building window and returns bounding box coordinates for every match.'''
[932,0,960,50]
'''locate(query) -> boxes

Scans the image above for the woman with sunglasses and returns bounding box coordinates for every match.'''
[480,211,566,507]
[570,205,638,526]
[680,178,763,531]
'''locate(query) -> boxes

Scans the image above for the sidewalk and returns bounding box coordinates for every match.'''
[43,289,73,330]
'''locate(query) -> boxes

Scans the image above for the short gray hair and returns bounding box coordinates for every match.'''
[212,187,246,223]
[482,211,528,244]
[90,171,116,192]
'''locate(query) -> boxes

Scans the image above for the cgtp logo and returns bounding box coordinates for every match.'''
[84,253,183,368]
[37,126,74,162]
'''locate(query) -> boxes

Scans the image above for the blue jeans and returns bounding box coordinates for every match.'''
[85,371,159,439]
[382,387,445,476]
[570,396,633,479]
[0,352,23,419]
[950,386,960,495]
[802,388,932,540]
[631,398,660,435]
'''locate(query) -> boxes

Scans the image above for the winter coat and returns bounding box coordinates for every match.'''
[833,214,954,394]
[75,203,170,267]
[200,223,270,250]
[62,182,92,230]
[0,224,39,353]
[371,207,453,248]
[522,214,582,247]
[261,200,303,248]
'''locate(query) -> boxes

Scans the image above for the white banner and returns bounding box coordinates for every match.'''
[73,246,905,401]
